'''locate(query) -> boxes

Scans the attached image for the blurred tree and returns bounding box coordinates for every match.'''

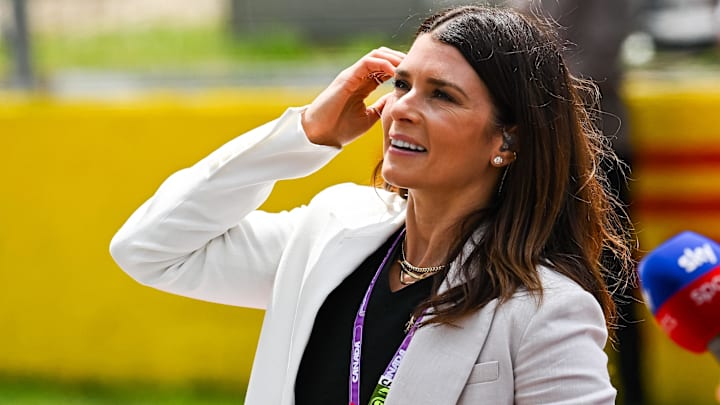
[228,0,246,36]
[2,0,34,89]
[226,0,424,42]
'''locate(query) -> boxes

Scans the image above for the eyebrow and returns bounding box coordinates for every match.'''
[395,69,469,99]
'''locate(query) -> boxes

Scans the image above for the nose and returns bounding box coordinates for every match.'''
[388,89,421,124]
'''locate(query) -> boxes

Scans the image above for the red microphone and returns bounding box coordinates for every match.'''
[638,231,720,362]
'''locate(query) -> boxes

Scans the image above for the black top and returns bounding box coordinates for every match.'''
[295,229,434,405]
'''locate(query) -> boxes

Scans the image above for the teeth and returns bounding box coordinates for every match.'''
[391,138,427,152]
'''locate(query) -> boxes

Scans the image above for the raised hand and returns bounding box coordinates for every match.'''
[301,47,405,147]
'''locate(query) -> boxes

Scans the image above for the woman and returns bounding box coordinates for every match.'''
[110,5,632,405]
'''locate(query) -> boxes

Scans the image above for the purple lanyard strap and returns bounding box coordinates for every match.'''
[349,228,425,405]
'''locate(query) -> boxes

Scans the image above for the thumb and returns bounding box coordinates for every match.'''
[367,94,391,118]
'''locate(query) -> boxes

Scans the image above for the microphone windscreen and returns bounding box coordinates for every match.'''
[638,231,720,353]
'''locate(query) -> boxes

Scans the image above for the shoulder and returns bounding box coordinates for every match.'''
[309,182,395,202]
[533,267,607,334]
[495,266,607,347]
[536,267,605,319]
[537,266,596,298]
[306,183,406,225]
[489,267,614,403]
[509,266,601,311]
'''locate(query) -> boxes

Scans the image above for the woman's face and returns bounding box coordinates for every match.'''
[381,34,505,203]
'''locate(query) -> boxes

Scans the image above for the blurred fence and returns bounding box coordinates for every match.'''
[0,78,719,403]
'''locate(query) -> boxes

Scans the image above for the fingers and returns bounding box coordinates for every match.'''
[367,93,392,117]
[367,106,381,118]
[363,47,405,80]
[368,71,389,86]
[304,47,401,146]
[357,57,395,86]
[374,46,406,61]
[342,47,405,91]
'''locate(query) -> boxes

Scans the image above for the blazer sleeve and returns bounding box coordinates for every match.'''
[513,286,616,405]
[109,107,340,309]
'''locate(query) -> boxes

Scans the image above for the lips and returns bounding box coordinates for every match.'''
[390,138,427,152]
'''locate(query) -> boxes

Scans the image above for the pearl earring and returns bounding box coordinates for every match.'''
[493,156,504,166]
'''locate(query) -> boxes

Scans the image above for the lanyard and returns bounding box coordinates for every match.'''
[348,228,425,405]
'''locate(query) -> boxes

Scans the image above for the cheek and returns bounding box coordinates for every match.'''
[380,98,396,147]
[381,96,397,122]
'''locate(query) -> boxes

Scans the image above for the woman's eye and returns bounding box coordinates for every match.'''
[432,89,455,102]
[393,79,409,91]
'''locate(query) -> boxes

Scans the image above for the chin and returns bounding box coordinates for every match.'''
[380,168,412,190]
[380,166,398,186]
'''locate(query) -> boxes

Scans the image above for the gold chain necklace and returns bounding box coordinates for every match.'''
[398,238,448,285]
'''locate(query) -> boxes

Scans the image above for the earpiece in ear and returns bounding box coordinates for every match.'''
[500,128,514,152]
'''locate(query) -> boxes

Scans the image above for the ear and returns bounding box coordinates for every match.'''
[490,127,518,167]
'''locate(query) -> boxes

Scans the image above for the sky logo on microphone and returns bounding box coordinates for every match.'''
[639,231,720,353]
[678,243,718,273]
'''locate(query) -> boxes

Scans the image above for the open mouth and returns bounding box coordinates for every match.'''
[390,138,427,152]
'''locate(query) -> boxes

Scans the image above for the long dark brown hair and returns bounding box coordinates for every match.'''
[377,5,634,331]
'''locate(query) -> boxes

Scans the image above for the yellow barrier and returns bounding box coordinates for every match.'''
[0,89,383,389]
[0,81,719,403]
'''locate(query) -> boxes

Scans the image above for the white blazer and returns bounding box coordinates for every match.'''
[110,108,617,405]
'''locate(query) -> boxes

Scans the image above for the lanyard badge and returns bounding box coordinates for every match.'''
[348,228,425,405]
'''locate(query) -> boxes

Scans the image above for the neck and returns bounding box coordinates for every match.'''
[403,189,488,267]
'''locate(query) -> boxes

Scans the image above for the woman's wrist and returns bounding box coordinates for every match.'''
[301,109,341,148]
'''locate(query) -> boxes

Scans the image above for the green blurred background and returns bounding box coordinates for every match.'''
[1,0,720,404]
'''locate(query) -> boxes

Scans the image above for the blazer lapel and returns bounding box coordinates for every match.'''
[289,186,407,358]
[280,213,406,403]
[386,292,499,404]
